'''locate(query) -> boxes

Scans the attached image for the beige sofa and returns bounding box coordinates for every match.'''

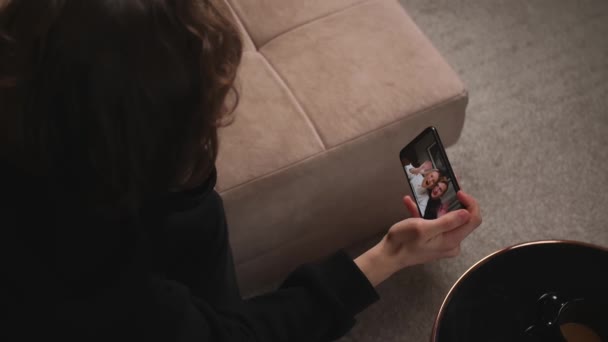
[216,0,468,295]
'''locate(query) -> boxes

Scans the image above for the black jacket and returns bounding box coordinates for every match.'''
[2,163,378,341]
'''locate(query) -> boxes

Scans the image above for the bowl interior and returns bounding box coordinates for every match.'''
[434,242,608,342]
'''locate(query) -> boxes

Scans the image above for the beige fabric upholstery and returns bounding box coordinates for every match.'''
[226,0,366,48]
[216,0,468,294]
[260,0,465,147]
[216,52,324,191]
[222,100,466,292]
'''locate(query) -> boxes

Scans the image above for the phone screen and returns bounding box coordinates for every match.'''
[399,127,463,219]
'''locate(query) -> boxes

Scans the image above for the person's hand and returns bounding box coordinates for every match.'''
[355,191,481,287]
[387,191,481,267]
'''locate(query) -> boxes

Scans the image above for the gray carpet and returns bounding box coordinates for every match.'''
[341,0,608,341]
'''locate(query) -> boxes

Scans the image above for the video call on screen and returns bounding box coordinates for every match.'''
[400,131,463,219]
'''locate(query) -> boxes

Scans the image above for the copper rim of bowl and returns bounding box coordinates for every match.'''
[430,240,608,341]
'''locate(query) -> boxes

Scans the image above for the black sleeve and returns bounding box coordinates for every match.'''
[150,171,379,341]
[141,251,379,342]
[3,162,378,341]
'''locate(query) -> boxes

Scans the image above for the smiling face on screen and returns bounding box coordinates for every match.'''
[431,181,448,199]
[422,171,439,189]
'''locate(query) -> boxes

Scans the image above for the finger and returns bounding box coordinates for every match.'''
[423,209,470,236]
[387,217,425,244]
[442,219,479,247]
[441,192,482,245]
[457,190,476,207]
[403,195,421,218]
[457,191,481,223]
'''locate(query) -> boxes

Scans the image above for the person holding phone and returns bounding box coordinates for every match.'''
[0,1,482,341]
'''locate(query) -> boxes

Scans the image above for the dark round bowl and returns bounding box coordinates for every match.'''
[431,240,608,342]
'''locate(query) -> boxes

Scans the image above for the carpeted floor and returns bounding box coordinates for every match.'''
[341,0,608,341]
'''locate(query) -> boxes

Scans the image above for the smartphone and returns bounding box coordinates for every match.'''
[399,126,463,219]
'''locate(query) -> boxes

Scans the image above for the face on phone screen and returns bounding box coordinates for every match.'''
[400,128,463,219]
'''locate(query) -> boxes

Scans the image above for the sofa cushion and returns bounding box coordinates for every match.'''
[216,0,468,293]
[259,0,465,148]
[215,52,324,191]
[224,98,467,294]
[226,0,366,47]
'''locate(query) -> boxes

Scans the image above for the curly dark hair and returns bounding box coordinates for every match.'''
[0,0,242,209]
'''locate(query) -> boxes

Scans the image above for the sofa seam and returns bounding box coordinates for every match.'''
[225,0,258,51]
[219,89,468,194]
[258,0,376,49]
[258,53,327,150]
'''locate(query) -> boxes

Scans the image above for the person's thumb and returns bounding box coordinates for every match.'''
[424,209,470,236]
[403,195,420,218]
